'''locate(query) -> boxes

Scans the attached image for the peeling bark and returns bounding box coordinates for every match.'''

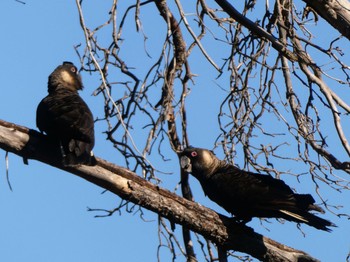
[0,119,320,262]
[303,0,350,40]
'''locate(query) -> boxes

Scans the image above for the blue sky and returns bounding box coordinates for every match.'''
[0,1,349,261]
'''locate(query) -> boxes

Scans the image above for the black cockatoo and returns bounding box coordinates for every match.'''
[36,62,96,166]
[180,147,335,232]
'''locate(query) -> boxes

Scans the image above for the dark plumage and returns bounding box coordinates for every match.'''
[36,62,96,166]
[180,147,335,232]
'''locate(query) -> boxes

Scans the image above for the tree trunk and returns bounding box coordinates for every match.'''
[0,119,319,262]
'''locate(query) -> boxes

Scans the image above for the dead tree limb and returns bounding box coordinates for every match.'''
[153,0,196,260]
[0,119,320,262]
[213,0,298,61]
[303,0,350,40]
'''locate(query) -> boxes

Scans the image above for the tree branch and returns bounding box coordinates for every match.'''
[153,0,196,259]
[0,119,320,262]
[303,0,350,41]
[213,0,298,61]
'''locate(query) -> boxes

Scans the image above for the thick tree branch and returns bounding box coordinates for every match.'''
[303,0,350,41]
[0,119,321,262]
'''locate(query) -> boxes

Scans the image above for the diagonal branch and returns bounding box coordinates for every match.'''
[0,118,320,262]
[276,0,350,172]
[303,0,350,41]
[214,0,298,61]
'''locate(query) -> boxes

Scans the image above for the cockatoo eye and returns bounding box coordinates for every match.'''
[191,151,197,157]
[70,67,77,73]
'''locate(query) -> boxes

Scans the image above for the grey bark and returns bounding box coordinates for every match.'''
[303,0,350,40]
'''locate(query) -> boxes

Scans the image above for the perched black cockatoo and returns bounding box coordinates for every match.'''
[180,147,335,232]
[36,62,96,166]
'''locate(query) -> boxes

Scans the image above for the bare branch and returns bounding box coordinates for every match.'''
[213,0,298,61]
[303,0,350,40]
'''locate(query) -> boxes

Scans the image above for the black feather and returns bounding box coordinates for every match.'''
[180,147,335,232]
[36,62,96,166]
